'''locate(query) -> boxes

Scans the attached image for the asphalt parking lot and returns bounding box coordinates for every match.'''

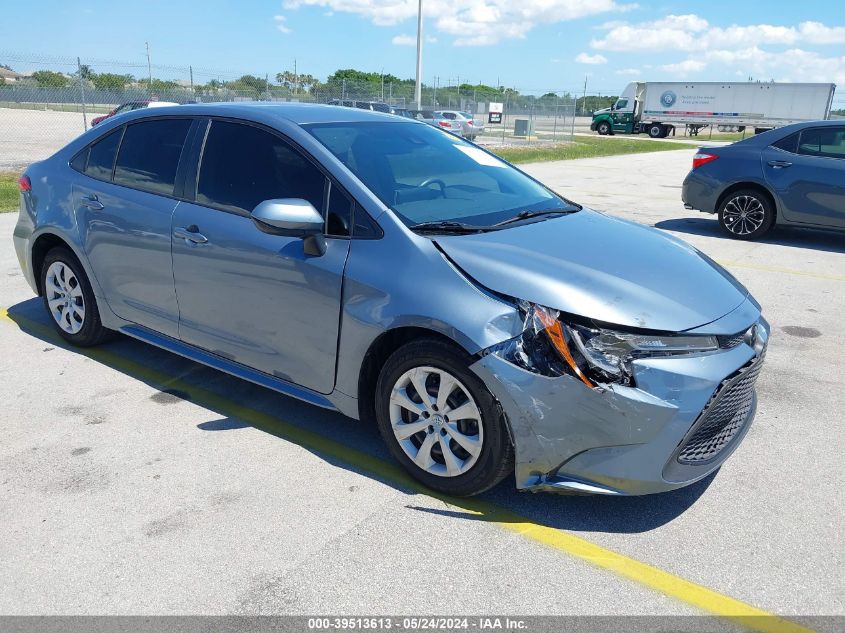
[1,149,843,629]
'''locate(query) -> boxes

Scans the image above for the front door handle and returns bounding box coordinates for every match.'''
[173,226,208,244]
[767,160,793,168]
[80,194,104,211]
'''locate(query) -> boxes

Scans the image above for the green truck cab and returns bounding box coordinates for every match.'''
[590,98,636,135]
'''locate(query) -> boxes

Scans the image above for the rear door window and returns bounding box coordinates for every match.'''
[798,127,845,159]
[196,120,325,215]
[113,118,192,196]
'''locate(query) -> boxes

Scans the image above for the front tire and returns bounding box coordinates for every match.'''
[717,189,775,240]
[41,247,110,346]
[375,338,514,497]
[596,121,611,135]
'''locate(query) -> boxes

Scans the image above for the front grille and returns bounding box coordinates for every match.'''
[718,331,747,349]
[677,356,764,464]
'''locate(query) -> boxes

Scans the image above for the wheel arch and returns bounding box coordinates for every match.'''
[357,326,470,422]
[30,231,84,296]
[716,182,778,223]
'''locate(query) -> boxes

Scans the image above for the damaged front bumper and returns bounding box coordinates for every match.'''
[469,313,770,495]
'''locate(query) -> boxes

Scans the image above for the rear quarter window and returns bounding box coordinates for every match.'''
[71,127,123,181]
[771,132,799,154]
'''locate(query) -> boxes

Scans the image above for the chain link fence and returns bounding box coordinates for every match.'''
[0,52,589,170]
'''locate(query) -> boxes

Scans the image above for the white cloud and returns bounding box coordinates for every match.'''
[592,15,845,52]
[589,14,845,83]
[799,21,845,44]
[575,52,608,65]
[659,59,707,74]
[282,0,636,46]
[653,48,845,84]
[391,34,438,45]
[615,67,641,76]
[273,14,292,33]
[391,34,415,46]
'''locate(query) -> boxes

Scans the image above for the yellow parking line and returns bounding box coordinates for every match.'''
[717,259,845,282]
[0,308,816,633]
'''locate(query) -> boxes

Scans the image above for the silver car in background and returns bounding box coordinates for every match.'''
[413,110,463,136]
[14,103,768,497]
[436,110,484,140]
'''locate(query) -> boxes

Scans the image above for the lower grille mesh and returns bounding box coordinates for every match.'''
[677,357,764,464]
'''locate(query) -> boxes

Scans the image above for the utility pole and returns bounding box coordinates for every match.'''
[189,65,194,92]
[581,75,588,116]
[381,68,384,101]
[293,58,298,95]
[145,41,152,87]
[414,0,423,109]
[77,57,87,131]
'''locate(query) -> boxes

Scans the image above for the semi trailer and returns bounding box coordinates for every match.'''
[591,81,836,138]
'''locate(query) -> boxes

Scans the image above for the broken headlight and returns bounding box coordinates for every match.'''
[499,303,719,388]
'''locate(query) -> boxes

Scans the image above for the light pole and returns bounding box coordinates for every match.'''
[414,0,423,109]
[145,41,152,87]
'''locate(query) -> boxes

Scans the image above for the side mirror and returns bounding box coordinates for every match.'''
[251,198,326,256]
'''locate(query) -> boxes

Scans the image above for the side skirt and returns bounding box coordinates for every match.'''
[120,325,339,411]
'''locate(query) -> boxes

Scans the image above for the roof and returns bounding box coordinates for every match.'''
[0,68,26,79]
[135,102,405,125]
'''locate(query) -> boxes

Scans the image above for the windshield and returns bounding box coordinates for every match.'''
[306,121,574,228]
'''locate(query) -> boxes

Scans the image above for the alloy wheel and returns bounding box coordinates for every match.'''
[45,261,85,334]
[388,366,483,478]
[722,195,766,236]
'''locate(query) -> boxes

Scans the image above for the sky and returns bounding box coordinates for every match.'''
[3,0,845,101]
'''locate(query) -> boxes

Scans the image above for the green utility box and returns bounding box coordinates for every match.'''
[514,119,533,137]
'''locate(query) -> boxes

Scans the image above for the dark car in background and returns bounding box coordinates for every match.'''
[327,99,394,114]
[682,120,845,240]
[91,100,179,126]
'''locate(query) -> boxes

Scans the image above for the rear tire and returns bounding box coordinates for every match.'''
[40,247,111,346]
[648,123,664,138]
[375,338,514,497]
[596,121,611,136]
[717,189,775,240]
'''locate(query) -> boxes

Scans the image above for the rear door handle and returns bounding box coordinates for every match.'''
[80,194,104,211]
[173,226,208,244]
[767,160,792,168]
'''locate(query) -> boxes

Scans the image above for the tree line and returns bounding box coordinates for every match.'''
[2,62,618,111]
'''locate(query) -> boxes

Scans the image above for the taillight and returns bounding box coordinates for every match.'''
[692,152,718,169]
[438,120,451,128]
[466,120,474,126]
[17,175,31,192]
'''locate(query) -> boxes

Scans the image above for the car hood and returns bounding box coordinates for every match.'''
[435,209,749,332]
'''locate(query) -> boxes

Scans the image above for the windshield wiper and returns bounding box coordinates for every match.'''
[410,220,491,234]
[492,208,578,228]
